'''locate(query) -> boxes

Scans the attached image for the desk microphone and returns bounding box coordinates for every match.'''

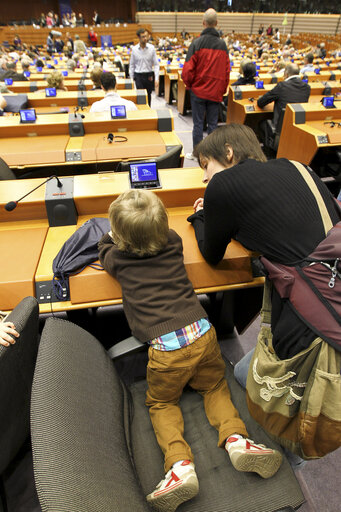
[5,175,63,212]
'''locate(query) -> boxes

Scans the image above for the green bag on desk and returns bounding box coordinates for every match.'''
[246,280,341,460]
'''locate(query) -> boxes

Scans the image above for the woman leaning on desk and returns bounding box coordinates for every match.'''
[187,124,340,362]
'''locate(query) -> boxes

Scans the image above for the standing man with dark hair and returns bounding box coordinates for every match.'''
[129,28,159,107]
[182,8,230,160]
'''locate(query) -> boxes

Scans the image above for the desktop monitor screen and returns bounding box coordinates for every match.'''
[45,87,57,97]
[322,96,334,108]
[110,105,127,119]
[19,109,37,123]
[129,161,161,189]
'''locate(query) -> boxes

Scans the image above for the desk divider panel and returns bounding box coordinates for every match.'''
[0,227,48,311]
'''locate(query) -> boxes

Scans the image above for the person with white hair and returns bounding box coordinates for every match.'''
[74,34,87,54]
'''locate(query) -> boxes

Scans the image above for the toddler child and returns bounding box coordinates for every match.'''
[98,190,282,512]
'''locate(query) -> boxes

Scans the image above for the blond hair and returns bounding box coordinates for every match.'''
[108,189,169,257]
[46,70,64,89]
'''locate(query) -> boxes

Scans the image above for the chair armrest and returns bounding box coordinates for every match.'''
[108,336,146,360]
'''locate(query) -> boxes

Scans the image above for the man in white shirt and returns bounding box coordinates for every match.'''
[90,72,137,113]
[300,53,315,74]
[129,28,159,106]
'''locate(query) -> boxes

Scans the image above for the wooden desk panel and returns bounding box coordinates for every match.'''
[277,104,341,163]
[0,178,46,220]
[26,89,144,108]
[0,135,69,167]
[0,227,48,310]
[72,169,205,215]
[9,78,132,93]
[80,131,166,162]
[69,209,252,305]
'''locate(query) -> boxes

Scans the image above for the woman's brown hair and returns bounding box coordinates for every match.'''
[193,123,266,167]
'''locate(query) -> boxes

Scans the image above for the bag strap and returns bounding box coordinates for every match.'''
[290,160,333,235]
[260,279,272,325]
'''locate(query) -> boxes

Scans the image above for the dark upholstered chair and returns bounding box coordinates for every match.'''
[0,297,40,510]
[0,157,16,180]
[115,144,183,172]
[31,318,304,512]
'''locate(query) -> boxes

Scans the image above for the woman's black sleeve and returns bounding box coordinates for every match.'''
[188,175,237,265]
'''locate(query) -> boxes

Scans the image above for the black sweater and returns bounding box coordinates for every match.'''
[98,229,206,342]
[188,158,340,357]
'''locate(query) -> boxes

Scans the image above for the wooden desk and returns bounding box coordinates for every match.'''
[7,77,131,93]
[277,103,341,164]
[0,169,263,314]
[0,109,182,172]
[24,89,147,109]
[164,71,179,105]
[226,82,341,127]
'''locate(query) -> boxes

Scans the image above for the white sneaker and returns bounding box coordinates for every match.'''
[146,460,199,512]
[185,152,196,160]
[226,436,282,479]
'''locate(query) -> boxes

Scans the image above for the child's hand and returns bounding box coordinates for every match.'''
[0,322,19,347]
[193,197,204,212]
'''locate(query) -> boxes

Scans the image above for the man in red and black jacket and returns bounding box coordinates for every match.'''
[182,8,230,158]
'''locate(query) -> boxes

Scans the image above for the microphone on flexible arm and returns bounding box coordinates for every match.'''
[4,175,63,212]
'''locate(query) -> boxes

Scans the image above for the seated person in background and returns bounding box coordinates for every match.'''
[0,92,7,115]
[90,67,102,89]
[35,58,45,69]
[98,189,282,512]
[66,52,77,71]
[316,43,327,59]
[269,59,286,75]
[90,72,137,113]
[20,58,31,74]
[232,59,256,86]
[300,52,314,74]
[46,70,68,91]
[2,61,28,81]
[257,63,310,133]
[73,34,87,54]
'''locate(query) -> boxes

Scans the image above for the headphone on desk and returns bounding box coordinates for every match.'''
[74,106,85,119]
[106,133,128,143]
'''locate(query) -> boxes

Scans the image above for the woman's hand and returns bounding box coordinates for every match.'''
[0,322,19,347]
[193,197,204,212]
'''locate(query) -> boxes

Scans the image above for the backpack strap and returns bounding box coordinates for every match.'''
[290,160,333,235]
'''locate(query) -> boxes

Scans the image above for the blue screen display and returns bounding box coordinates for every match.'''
[130,162,157,182]
[255,81,264,89]
[62,70,68,76]
[20,109,36,123]
[45,87,57,97]
[4,78,13,85]
[24,71,31,77]
[110,105,126,118]
[322,97,334,108]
